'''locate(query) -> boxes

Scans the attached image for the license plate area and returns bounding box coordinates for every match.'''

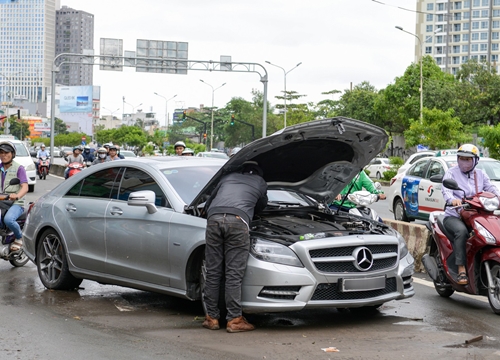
[340,276,386,292]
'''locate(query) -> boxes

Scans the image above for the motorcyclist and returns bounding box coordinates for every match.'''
[64,146,86,179]
[116,145,125,159]
[442,144,500,285]
[182,148,194,156]
[0,141,28,251]
[329,170,386,212]
[82,145,95,164]
[107,144,121,161]
[174,141,186,156]
[35,144,50,175]
[92,147,110,165]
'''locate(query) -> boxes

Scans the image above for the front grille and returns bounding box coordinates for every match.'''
[309,245,398,273]
[311,277,397,301]
[258,286,301,300]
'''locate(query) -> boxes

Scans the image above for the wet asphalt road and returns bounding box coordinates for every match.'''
[1,175,499,359]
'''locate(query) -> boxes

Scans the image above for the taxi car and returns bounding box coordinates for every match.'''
[387,155,500,222]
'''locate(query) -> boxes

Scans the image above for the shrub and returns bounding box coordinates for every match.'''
[383,169,397,181]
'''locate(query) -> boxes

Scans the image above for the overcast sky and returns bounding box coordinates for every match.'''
[60,0,417,124]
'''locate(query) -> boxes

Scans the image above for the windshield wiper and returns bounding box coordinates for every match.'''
[267,201,304,207]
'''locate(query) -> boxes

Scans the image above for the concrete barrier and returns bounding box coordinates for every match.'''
[382,219,429,272]
[51,164,65,177]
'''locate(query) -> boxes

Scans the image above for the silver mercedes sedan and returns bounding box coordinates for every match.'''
[23,118,415,314]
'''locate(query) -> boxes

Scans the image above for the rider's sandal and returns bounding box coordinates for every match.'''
[10,239,23,252]
[457,271,468,285]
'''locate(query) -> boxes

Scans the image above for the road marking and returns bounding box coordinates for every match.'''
[413,277,489,304]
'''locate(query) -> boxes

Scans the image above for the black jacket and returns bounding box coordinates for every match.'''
[206,172,268,225]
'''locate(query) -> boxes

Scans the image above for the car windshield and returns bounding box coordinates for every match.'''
[478,160,500,181]
[267,190,312,207]
[381,159,389,164]
[202,152,228,159]
[13,143,29,156]
[161,165,221,204]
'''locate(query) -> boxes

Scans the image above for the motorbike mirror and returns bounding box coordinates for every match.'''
[9,178,20,186]
[429,175,443,183]
[442,178,460,190]
[374,182,382,191]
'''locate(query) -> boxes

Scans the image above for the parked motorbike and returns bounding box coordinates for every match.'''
[423,177,500,315]
[67,162,85,179]
[0,178,29,267]
[38,156,50,180]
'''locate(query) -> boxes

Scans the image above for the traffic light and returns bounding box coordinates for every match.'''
[203,133,207,139]
[230,114,235,126]
[182,110,186,120]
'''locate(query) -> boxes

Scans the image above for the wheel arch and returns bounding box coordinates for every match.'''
[33,225,62,262]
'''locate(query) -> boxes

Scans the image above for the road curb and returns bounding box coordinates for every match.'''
[382,219,429,272]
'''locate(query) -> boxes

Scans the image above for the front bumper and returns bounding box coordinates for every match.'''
[241,238,415,314]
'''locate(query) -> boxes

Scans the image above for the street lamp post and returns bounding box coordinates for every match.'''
[265,61,302,129]
[123,100,142,126]
[154,92,177,131]
[200,80,226,150]
[395,26,423,123]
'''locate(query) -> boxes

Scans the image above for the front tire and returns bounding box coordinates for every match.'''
[393,198,410,222]
[36,229,82,290]
[487,264,500,315]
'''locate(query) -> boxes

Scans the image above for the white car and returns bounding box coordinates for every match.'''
[365,157,394,180]
[11,139,37,192]
[387,155,500,222]
[397,151,436,174]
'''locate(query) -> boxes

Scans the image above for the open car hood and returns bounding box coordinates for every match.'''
[188,117,388,210]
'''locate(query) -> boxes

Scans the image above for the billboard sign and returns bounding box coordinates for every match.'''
[34,122,51,132]
[59,86,93,113]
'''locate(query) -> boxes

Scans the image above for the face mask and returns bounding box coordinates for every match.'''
[99,153,106,159]
[458,158,474,173]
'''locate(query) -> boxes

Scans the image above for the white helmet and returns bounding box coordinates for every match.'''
[174,141,186,149]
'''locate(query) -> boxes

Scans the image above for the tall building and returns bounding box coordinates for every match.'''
[0,0,58,104]
[55,5,94,86]
[416,0,500,75]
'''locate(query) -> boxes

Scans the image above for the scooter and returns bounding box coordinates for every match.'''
[38,156,50,180]
[0,178,30,267]
[331,182,384,222]
[67,162,85,179]
[422,177,500,315]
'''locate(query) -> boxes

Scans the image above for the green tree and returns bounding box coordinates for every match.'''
[403,108,472,149]
[479,124,500,160]
[7,115,30,140]
[336,81,380,124]
[54,118,69,135]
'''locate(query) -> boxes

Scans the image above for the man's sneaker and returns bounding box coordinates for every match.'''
[202,315,220,330]
[226,316,255,333]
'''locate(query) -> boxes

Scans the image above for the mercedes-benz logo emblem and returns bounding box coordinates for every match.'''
[353,247,374,271]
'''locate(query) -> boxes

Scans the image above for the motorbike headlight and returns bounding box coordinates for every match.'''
[479,196,499,212]
[250,238,303,267]
[26,163,36,171]
[347,192,378,207]
[475,221,497,244]
[397,233,409,258]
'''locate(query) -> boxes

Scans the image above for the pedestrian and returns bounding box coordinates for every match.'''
[202,161,268,333]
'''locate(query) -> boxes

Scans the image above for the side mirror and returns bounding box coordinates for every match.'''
[9,178,20,186]
[127,190,158,214]
[374,182,382,191]
[442,178,460,190]
[429,175,443,183]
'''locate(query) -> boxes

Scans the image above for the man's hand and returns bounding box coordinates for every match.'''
[378,194,386,200]
[335,194,342,201]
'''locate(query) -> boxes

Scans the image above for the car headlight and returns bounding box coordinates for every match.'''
[397,233,409,258]
[26,163,36,171]
[479,196,499,212]
[250,238,303,267]
[475,221,497,244]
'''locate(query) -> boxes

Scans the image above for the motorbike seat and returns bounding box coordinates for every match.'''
[436,214,455,241]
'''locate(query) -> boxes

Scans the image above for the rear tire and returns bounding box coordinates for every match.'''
[430,245,454,298]
[376,172,382,180]
[28,184,34,193]
[393,198,410,222]
[487,264,500,315]
[36,229,82,290]
[9,250,29,267]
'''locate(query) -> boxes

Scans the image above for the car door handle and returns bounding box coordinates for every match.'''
[419,187,424,190]
[110,207,123,216]
[65,204,77,212]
